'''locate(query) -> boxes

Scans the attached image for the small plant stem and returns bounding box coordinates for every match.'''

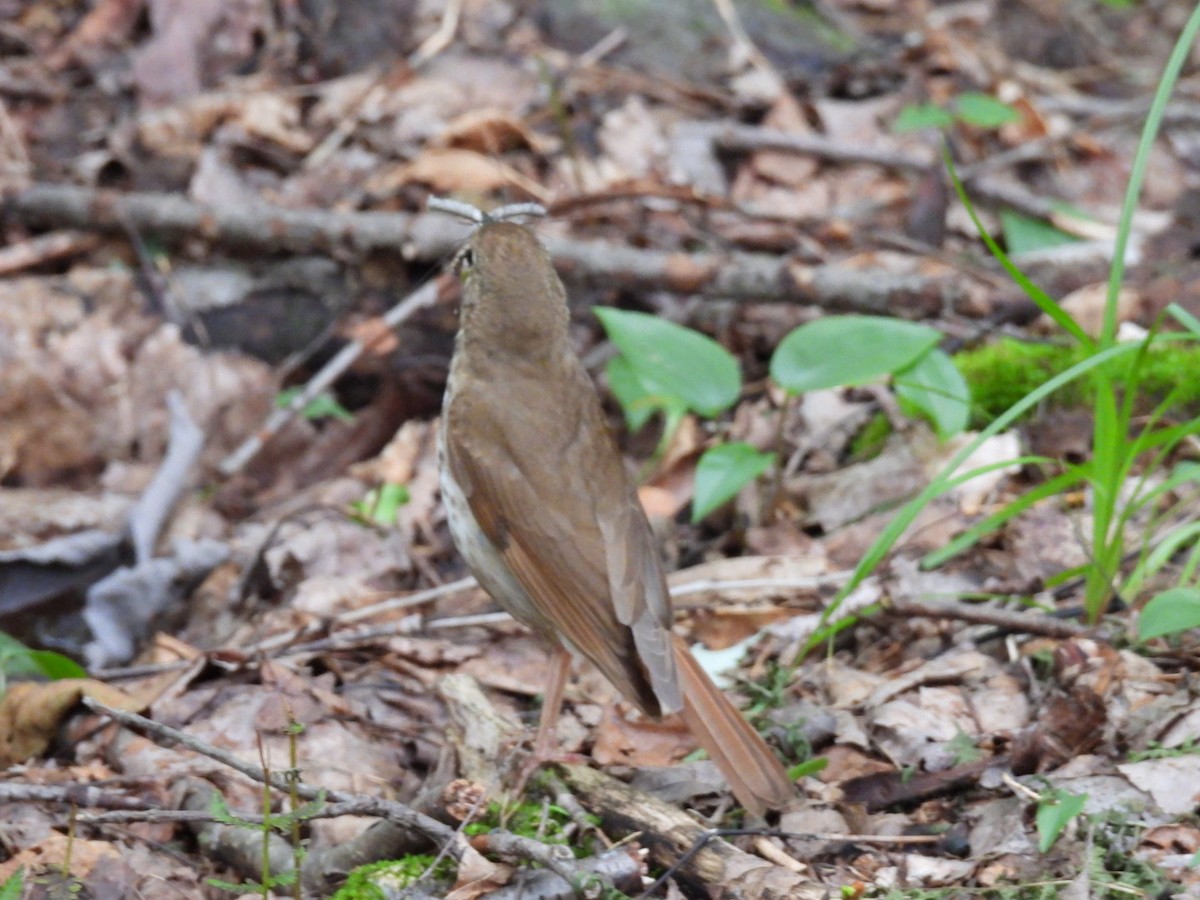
[761,392,797,524]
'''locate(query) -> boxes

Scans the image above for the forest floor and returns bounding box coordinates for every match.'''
[2,0,1200,897]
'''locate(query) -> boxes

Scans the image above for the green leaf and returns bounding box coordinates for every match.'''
[0,632,85,683]
[1168,302,1200,338]
[606,354,679,432]
[787,757,828,780]
[1036,790,1087,852]
[371,483,410,526]
[0,868,24,900]
[1138,587,1200,641]
[692,442,774,521]
[895,348,971,438]
[893,103,956,132]
[999,210,1081,256]
[595,309,741,418]
[275,387,354,423]
[955,92,1020,129]
[770,315,941,394]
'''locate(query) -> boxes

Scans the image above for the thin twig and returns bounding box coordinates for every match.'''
[887,598,1094,639]
[217,278,441,476]
[79,696,469,856]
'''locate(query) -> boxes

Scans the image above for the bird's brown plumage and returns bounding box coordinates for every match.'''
[439,221,793,815]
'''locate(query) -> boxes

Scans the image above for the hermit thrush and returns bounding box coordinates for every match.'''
[435,202,794,816]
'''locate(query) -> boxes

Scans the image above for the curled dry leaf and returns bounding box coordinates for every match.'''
[369,148,548,200]
[440,109,541,155]
[446,848,511,900]
[0,679,143,767]
[591,703,693,768]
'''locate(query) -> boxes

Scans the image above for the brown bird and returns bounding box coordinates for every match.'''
[437,209,794,816]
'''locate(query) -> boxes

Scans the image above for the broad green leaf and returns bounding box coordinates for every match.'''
[1036,791,1087,852]
[893,103,955,132]
[955,92,1020,129]
[606,355,670,432]
[999,210,1081,256]
[895,348,971,439]
[28,650,87,681]
[692,442,775,521]
[0,632,86,683]
[1138,587,1200,641]
[595,308,740,418]
[770,316,941,394]
[374,483,410,524]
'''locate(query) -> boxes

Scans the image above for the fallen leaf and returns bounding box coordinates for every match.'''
[0,680,143,766]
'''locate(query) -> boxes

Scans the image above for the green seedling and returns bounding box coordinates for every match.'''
[351,482,411,527]
[1036,789,1087,852]
[275,386,354,423]
[894,91,1019,133]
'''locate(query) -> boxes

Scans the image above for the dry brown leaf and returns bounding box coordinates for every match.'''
[47,0,145,69]
[350,419,429,485]
[345,315,401,357]
[0,832,120,883]
[591,703,693,767]
[135,93,240,158]
[372,148,546,199]
[440,109,539,154]
[743,93,818,188]
[0,679,143,766]
[1035,284,1139,337]
[688,607,795,650]
[446,847,511,900]
[233,92,313,154]
[638,485,685,520]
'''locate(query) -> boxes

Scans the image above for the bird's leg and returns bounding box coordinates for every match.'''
[509,647,573,797]
[532,646,570,760]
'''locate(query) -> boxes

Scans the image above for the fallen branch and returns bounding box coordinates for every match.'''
[557,763,823,899]
[4,183,972,316]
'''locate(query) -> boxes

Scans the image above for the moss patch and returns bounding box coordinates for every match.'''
[953,337,1200,425]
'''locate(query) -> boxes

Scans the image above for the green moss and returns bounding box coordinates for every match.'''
[330,855,454,900]
[953,337,1200,425]
[462,797,596,853]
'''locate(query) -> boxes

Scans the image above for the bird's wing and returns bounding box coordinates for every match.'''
[445,361,679,714]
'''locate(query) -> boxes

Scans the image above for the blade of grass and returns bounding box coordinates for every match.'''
[922,464,1086,568]
[1104,3,1200,345]
[810,340,1144,646]
[946,149,1093,349]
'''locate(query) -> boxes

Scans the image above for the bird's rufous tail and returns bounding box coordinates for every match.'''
[673,634,795,817]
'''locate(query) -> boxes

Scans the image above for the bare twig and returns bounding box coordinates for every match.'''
[887,598,1094,639]
[216,278,441,475]
[0,229,99,275]
[0,782,155,810]
[409,0,467,67]
[79,695,467,856]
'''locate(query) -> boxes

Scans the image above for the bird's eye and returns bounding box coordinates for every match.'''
[453,246,475,278]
